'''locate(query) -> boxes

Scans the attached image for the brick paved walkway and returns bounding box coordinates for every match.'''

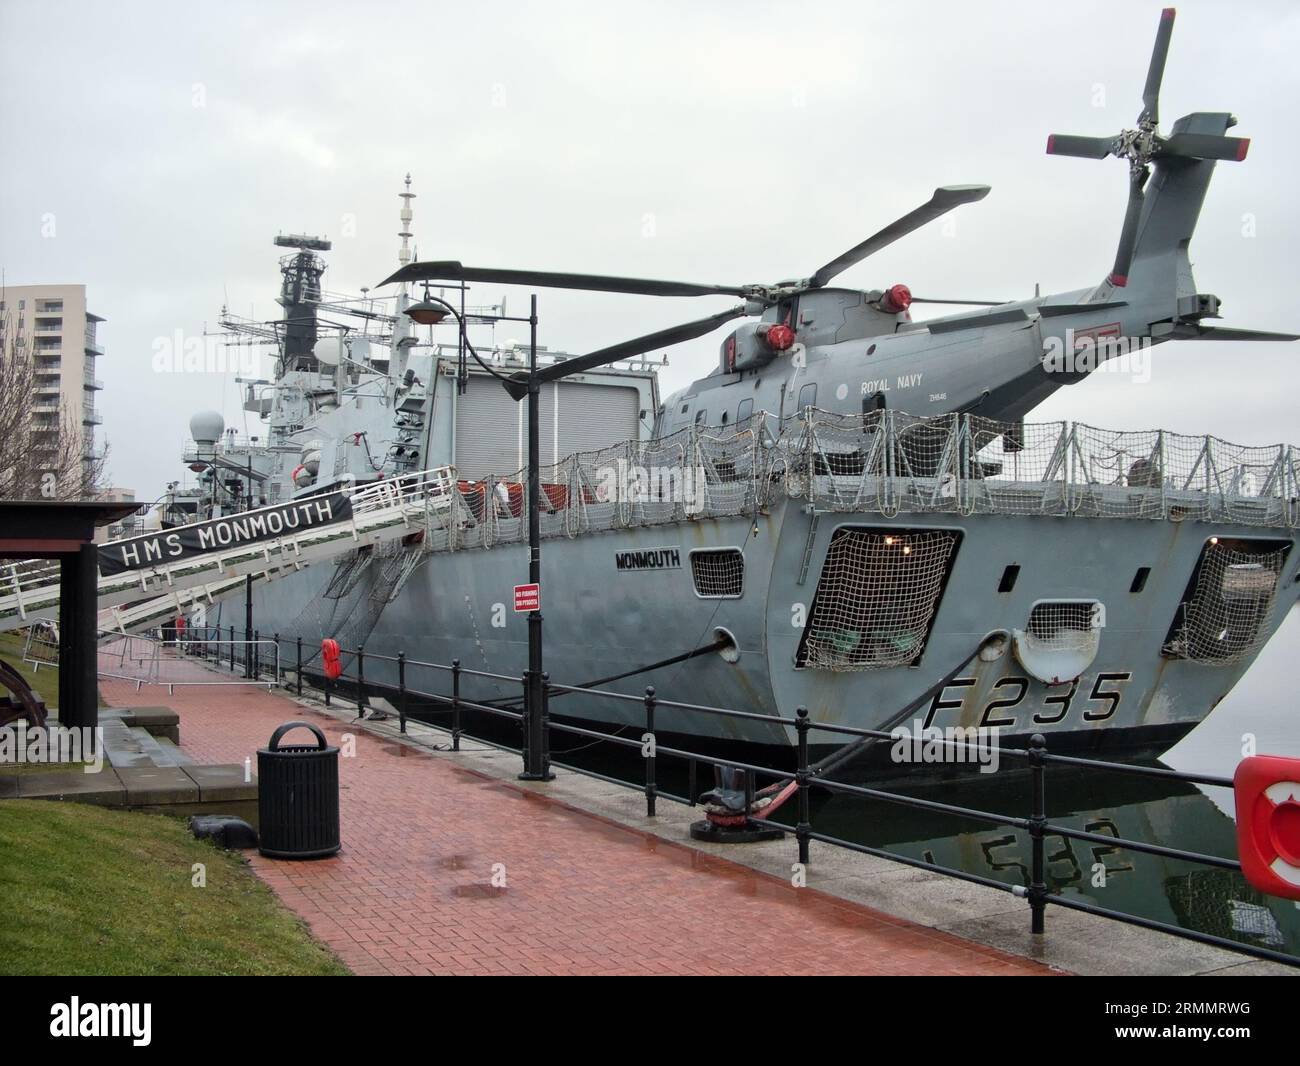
[100,663,1057,976]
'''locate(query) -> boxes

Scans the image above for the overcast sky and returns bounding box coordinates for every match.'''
[3,0,1298,498]
[1,0,1296,747]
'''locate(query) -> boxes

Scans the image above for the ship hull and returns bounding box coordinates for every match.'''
[213,497,1298,761]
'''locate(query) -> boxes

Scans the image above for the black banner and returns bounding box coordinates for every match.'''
[98,493,353,576]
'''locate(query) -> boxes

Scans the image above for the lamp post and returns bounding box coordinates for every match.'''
[390,265,745,781]
[404,290,552,780]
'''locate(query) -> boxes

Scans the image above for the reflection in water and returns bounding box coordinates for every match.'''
[795,765,1299,958]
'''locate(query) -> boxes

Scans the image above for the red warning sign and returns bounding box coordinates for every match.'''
[513,583,540,613]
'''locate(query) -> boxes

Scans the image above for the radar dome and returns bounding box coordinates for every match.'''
[189,410,225,445]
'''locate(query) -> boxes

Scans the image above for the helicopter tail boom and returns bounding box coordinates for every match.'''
[1114,111,1232,304]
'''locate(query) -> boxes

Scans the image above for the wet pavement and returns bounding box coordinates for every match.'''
[99,659,1059,976]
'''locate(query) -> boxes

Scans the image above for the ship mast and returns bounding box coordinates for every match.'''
[392,173,416,379]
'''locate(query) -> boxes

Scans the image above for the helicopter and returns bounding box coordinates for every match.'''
[383,8,1296,441]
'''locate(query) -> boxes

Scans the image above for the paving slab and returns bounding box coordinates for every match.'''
[154,737,195,766]
[938,906,1257,976]
[16,767,124,806]
[183,763,257,803]
[114,765,200,805]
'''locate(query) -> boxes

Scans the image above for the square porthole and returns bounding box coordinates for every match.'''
[690,548,745,598]
[1130,567,1151,593]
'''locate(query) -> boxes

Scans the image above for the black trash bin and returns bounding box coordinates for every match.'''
[257,721,340,859]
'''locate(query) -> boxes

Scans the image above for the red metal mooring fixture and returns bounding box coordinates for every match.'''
[1234,755,1300,901]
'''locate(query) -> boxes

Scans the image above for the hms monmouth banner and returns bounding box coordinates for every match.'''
[98,493,352,576]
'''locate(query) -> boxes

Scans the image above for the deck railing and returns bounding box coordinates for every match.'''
[433,410,1299,555]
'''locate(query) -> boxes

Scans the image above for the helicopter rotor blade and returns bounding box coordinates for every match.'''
[910,297,1008,306]
[380,260,752,300]
[514,306,752,395]
[809,184,991,289]
[1160,132,1251,161]
[1045,134,1116,160]
[1140,7,1177,125]
[1109,167,1150,286]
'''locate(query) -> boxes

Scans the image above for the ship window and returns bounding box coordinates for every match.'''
[690,549,744,598]
[998,564,1020,593]
[798,383,817,412]
[737,398,753,422]
[1130,567,1150,593]
[1163,537,1289,665]
[797,528,959,670]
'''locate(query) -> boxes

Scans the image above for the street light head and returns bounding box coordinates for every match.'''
[405,299,451,326]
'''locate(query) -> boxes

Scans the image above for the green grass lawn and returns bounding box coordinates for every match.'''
[0,631,59,710]
[0,800,349,976]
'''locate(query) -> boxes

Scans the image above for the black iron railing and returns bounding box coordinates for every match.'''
[194,630,1298,969]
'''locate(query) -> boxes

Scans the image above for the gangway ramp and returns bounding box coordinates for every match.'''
[0,467,457,635]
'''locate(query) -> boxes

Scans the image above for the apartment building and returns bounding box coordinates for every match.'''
[0,283,106,483]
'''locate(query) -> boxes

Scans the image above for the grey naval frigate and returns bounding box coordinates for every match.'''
[16,10,1294,763]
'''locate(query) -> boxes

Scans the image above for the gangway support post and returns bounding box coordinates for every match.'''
[58,543,99,734]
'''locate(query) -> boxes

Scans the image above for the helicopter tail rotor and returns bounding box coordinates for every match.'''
[1045,8,1251,287]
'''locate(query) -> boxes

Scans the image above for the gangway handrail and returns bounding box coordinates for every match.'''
[0,466,458,632]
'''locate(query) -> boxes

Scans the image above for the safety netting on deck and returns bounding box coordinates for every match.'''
[419,409,1298,551]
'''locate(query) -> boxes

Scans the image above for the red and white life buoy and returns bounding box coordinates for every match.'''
[1234,755,1300,901]
[321,638,343,681]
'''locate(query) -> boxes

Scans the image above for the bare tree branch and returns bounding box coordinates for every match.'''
[0,308,109,500]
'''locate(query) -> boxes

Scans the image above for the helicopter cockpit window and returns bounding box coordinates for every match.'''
[798,383,817,413]
[737,398,753,422]
[694,409,708,427]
